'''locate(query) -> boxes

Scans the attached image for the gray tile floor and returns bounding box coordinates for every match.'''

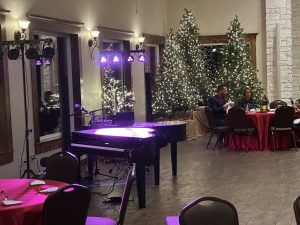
[88,136,300,225]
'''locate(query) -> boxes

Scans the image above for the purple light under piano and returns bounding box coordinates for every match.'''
[94,127,155,138]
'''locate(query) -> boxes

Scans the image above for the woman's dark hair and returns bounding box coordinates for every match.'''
[243,86,253,98]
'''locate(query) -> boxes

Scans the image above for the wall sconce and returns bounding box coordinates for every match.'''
[136,36,145,50]
[14,20,30,41]
[88,30,100,60]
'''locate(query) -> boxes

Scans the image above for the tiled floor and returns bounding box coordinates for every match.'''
[88,136,300,225]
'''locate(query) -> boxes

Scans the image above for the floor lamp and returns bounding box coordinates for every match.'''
[0,20,54,178]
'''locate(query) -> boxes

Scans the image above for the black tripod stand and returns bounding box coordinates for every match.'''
[20,45,36,178]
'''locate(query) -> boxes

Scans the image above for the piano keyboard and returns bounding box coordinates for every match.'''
[70,143,126,152]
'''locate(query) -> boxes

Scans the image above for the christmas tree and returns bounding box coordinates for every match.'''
[152,30,192,114]
[102,47,135,115]
[177,8,216,104]
[220,16,263,101]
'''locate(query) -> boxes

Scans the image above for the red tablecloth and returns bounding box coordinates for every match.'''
[227,112,292,151]
[0,179,66,225]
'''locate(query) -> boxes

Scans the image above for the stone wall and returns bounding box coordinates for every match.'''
[266,0,293,102]
[292,0,300,99]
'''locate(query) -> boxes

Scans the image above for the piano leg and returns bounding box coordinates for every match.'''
[135,161,146,208]
[171,142,177,176]
[87,154,94,180]
[154,146,160,185]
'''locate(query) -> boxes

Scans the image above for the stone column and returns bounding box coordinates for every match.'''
[266,0,293,101]
[292,0,300,99]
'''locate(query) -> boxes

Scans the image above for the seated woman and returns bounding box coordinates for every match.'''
[235,87,257,110]
[292,99,300,113]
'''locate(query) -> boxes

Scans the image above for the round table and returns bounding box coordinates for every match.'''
[247,111,275,150]
[0,179,66,225]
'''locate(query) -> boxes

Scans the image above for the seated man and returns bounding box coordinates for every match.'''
[208,84,233,126]
[235,86,257,110]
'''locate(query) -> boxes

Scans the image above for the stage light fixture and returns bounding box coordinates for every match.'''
[8,45,20,60]
[44,58,52,66]
[35,57,43,66]
[25,45,38,59]
[113,55,120,63]
[42,43,55,59]
[138,54,145,63]
[127,55,134,62]
[100,56,107,64]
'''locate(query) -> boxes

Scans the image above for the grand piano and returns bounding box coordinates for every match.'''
[71,121,186,208]
[71,127,156,208]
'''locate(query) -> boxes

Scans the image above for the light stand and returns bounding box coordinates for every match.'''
[20,44,35,178]
[0,23,54,178]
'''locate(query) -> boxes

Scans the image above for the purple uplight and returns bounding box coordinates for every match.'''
[95,128,155,138]
[138,54,145,63]
[35,58,43,66]
[113,56,120,63]
[100,56,107,64]
[44,58,52,66]
[127,55,134,62]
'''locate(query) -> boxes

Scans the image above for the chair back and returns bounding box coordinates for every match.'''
[227,107,247,129]
[118,163,136,225]
[270,100,287,109]
[274,106,295,128]
[42,184,91,225]
[294,196,300,225]
[204,107,216,128]
[46,151,79,184]
[179,197,239,225]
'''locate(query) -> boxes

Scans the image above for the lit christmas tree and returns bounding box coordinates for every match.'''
[102,48,135,115]
[220,16,263,101]
[152,30,191,114]
[177,8,216,104]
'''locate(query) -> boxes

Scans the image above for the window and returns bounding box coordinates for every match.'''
[30,31,81,154]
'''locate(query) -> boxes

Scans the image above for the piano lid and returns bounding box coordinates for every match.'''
[75,127,155,138]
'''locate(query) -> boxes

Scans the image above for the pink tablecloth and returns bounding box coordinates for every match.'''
[227,112,292,151]
[0,179,66,225]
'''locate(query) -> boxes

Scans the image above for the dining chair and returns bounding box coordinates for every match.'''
[166,196,239,225]
[269,100,287,109]
[227,107,257,152]
[45,151,79,184]
[294,196,300,225]
[270,106,297,151]
[205,107,231,150]
[42,184,91,225]
[85,163,136,225]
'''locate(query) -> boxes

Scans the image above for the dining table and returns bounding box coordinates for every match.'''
[227,111,294,151]
[0,179,67,225]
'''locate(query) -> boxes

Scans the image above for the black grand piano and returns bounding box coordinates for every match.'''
[71,121,186,208]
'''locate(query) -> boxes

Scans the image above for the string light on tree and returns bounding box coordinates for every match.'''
[102,45,135,115]
[152,30,189,114]
[220,15,263,101]
[177,8,215,104]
